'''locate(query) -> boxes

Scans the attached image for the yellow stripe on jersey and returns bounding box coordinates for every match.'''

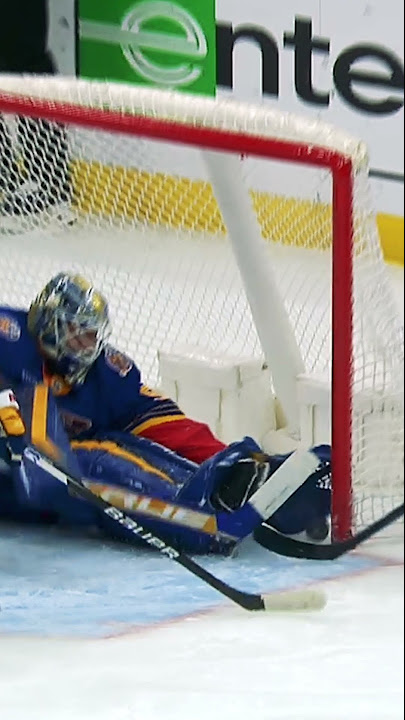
[31,384,61,462]
[70,439,174,483]
[131,414,185,436]
[139,384,165,398]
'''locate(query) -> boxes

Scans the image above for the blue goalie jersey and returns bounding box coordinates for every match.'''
[0,307,185,440]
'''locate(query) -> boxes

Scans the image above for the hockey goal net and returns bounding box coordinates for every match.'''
[0,76,403,541]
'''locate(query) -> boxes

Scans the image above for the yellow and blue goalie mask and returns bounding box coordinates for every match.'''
[27,272,111,385]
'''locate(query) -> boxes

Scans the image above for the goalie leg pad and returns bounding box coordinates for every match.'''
[268,445,331,535]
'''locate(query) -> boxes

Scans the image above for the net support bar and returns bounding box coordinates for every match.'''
[204,150,305,436]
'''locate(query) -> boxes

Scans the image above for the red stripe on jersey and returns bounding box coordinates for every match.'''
[138,417,226,464]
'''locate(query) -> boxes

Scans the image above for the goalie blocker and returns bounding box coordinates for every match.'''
[0,382,331,554]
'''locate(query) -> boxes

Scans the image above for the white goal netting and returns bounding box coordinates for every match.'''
[0,76,403,540]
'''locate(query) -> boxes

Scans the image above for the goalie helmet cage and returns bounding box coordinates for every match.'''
[0,76,403,541]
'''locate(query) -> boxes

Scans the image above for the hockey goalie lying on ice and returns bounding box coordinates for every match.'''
[0,272,331,554]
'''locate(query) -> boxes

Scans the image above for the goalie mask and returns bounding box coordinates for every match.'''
[27,272,111,385]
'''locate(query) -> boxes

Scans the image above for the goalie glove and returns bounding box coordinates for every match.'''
[0,389,25,437]
[0,389,25,476]
[211,452,271,513]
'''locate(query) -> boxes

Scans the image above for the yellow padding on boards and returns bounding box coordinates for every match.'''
[71,160,403,265]
[377,214,404,265]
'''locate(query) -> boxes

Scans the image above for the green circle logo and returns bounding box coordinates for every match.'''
[121,1,207,86]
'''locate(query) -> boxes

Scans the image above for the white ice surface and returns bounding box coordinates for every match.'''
[0,536,403,720]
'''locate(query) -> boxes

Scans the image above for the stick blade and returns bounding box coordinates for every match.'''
[262,588,327,612]
[249,449,320,519]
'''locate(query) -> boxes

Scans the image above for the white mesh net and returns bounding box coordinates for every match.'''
[0,76,403,538]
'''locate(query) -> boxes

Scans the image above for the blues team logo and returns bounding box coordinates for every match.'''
[105,345,133,377]
[60,410,93,437]
[0,314,21,341]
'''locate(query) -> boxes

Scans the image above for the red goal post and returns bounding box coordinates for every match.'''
[0,76,403,541]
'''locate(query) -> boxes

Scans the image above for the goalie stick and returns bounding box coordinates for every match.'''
[21,445,327,613]
[253,502,404,560]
